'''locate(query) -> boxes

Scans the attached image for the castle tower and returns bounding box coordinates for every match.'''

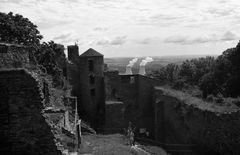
[78,48,105,128]
[67,45,79,63]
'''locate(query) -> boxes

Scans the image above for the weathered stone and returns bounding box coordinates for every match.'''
[154,87,240,154]
[0,69,61,155]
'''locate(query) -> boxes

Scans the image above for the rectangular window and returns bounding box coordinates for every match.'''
[90,88,95,96]
[89,75,95,84]
[88,60,94,71]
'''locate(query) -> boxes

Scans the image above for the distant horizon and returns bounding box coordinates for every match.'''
[104,54,219,59]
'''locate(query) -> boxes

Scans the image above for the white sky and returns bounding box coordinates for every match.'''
[1,0,240,57]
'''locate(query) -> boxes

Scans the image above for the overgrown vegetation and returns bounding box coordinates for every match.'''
[0,12,67,87]
[148,42,240,103]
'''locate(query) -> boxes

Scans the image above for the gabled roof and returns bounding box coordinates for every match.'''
[79,48,103,57]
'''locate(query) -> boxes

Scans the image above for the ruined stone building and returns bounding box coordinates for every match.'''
[67,45,105,128]
[0,43,62,155]
[1,42,240,155]
[67,45,162,137]
[67,45,240,155]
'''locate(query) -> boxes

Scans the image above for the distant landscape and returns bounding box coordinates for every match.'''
[105,55,218,74]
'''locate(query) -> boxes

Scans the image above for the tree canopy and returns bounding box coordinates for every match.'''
[0,12,42,48]
[148,41,240,98]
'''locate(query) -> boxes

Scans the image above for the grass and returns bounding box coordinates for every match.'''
[155,86,239,114]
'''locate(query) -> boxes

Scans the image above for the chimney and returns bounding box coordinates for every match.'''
[125,66,132,75]
[139,65,146,75]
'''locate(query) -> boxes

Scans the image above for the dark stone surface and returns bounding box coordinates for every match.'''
[154,89,240,155]
[0,70,61,155]
[104,71,162,138]
[67,45,79,63]
[0,43,35,69]
[105,101,125,132]
[67,46,105,128]
[78,55,105,128]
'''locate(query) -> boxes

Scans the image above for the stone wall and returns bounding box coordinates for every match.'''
[104,101,125,132]
[0,43,34,69]
[104,70,121,101]
[0,69,61,155]
[104,72,162,138]
[118,75,155,137]
[154,87,240,155]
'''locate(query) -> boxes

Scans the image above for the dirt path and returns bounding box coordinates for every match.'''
[74,134,167,155]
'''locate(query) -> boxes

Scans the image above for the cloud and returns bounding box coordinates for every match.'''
[87,0,120,9]
[110,36,127,45]
[96,37,110,45]
[53,32,73,40]
[138,13,185,27]
[221,31,238,41]
[164,31,239,45]
[96,36,127,46]
[164,35,217,45]
[164,36,191,44]
[36,17,72,29]
[207,7,234,17]
[93,27,108,31]
[137,38,151,44]
[1,0,23,4]
[2,0,240,57]
[52,31,79,44]
[136,37,158,44]
[150,14,184,21]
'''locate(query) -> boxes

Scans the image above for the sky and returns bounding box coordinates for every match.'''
[1,0,240,57]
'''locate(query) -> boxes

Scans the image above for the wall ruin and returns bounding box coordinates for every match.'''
[0,69,61,155]
[104,71,162,138]
[154,87,240,154]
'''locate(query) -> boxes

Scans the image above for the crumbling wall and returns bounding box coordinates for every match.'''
[66,62,81,108]
[0,69,61,155]
[104,72,161,138]
[118,75,161,138]
[154,87,240,155]
[104,70,121,100]
[0,43,34,68]
[104,101,125,133]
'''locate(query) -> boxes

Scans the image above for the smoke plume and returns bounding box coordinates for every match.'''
[140,57,153,66]
[127,58,138,67]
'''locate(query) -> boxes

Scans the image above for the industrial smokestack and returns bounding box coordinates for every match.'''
[125,58,138,75]
[139,65,146,75]
[139,57,153,75]
[125,66,133,75]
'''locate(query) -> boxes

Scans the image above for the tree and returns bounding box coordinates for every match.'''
[190,57,215,84]
[165,63,179,83]
[0,12,42,48]
[216,41,240,97]
[179,60,196,84]
[37,41,66,74]
[148,67,166,82]
[199,73,218,98]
